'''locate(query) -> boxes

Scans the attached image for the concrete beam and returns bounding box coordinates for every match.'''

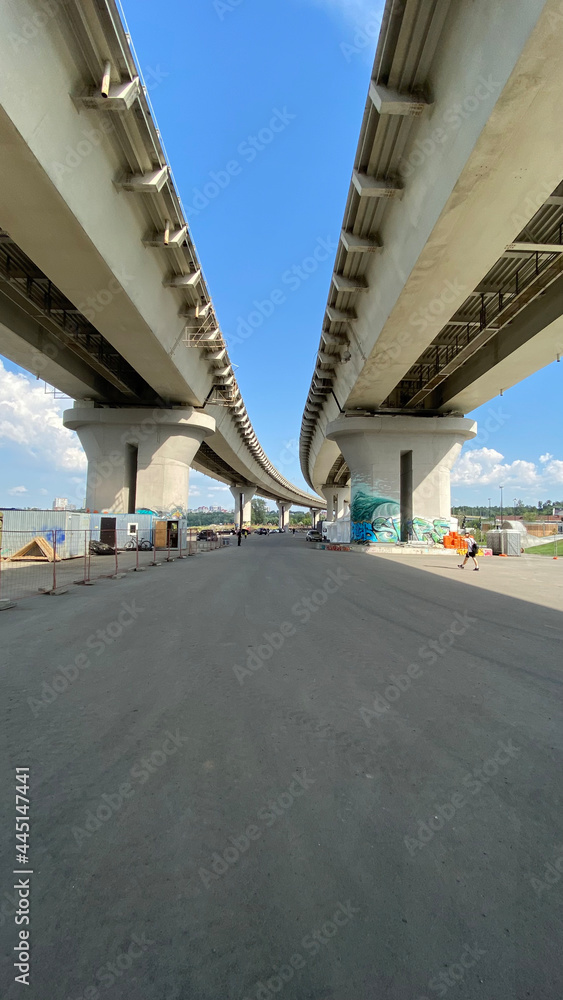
[341,230,382,253]
[114,167,168,193]
[74,78,140,112]
[181,302,213,319]
[352,171,403,199]
[332,273,369,293]
[506,242,563,254]
[322,331,349,346]
[165,271,202,288]
[327,306,357,323]
[369,82,429,118]
[143,225,188,248]
[194,328,221,342]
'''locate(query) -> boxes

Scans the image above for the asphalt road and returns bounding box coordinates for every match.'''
[1,534,562,1000]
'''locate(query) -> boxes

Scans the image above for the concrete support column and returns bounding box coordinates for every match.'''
[310,508,317,528]
[230,485,256,529]
[327,415,476,544]
[277,502,287,530]
[63,404,215,513]
[322,487,336,521]
[334,487,350,520]
[322,486,350,521]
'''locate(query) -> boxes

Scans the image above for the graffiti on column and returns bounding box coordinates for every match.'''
[350,489,450,544]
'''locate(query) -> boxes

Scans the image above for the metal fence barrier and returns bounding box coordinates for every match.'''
[0,526,228,605]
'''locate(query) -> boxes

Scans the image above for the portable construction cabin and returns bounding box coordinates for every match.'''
[0,510,90,559]
[88,512,188,550]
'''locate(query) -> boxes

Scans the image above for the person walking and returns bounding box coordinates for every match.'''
[459,532,479,570]
[237,528,242,547]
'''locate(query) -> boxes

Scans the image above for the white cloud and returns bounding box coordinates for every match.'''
[452,447,563,491]
[39,488,49,495]
[544,459,563,483]
[209,485,230,492]
[0,360,86,472]
[8,485,27,495]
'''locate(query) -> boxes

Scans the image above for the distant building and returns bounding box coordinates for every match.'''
[52,497,77,511]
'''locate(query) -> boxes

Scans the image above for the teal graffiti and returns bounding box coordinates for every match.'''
[350,489,450,545]
[350,490,399,524]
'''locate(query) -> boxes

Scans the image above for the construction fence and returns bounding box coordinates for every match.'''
[0,528,228,605]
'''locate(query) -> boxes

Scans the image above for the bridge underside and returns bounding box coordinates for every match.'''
[0,230,160,404]
[301,0,563,547]
[191,442,296,505]
[0,229,321,512]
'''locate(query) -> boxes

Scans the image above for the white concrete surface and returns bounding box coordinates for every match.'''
[327,414,476,536]
[64,405,215,512]
[230,486,256,528]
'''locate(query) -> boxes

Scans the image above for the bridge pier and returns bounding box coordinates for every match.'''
[277,502,287,530]
[230,486,256,529]
[322,486,350,522]
[63,404,215,513]
[327,415,476,544]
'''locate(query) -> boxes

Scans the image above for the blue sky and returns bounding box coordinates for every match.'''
[1,0,562,511]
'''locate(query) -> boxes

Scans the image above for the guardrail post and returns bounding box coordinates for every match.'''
[52,531,57,591]
[83,530,88,584]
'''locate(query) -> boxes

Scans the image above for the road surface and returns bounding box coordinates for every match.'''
[1,534,562,999]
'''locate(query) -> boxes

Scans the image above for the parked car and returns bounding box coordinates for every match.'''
[197,529,218,541]
[306,530,322,542]
[256,527,269,535]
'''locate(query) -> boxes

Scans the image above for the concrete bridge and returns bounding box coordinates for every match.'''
[300,0,563,543]
[0,0,323,521]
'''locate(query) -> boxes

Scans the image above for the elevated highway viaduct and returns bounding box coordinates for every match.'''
[0,0,323,521]
[300,0,563,543]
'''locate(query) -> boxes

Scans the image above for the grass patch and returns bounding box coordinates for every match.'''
[524,540,562,556]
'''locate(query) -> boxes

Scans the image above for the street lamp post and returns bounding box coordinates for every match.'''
[488,498,491,526]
